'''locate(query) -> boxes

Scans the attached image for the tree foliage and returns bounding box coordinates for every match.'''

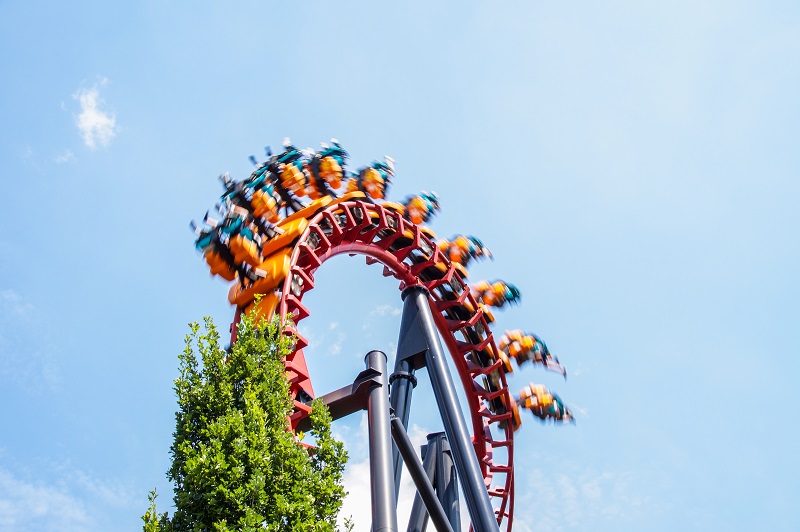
[144,311,348,531]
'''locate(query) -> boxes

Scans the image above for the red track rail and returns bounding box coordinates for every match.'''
[270,199,516,530]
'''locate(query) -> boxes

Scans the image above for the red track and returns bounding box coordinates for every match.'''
[262,199,516,529]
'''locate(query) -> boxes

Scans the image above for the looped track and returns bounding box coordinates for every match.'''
[260,198,517,529]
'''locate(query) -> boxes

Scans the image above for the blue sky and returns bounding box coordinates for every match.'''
[1,1,798,530]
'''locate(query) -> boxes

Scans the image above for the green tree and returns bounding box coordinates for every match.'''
[144,312,348,531]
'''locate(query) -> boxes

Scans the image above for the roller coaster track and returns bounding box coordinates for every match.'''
[227,193,517,530]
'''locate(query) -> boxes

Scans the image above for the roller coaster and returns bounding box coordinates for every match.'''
[192,139,573,532]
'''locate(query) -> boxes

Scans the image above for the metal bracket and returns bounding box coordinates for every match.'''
[294,356,384,432]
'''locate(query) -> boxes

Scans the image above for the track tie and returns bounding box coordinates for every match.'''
[285,295,310,321]
[444,318,466,332]
[489,463,512,474]
[391,242,415,263]
[297,243,322,268]
[291,267,315,291]
[284,359,310,381]
[289,330,309,350]
[474,386,507,402]
[323,211,343,238]
[340,204,358,228]
[304,227,332,255]
[409,258,437,277]
[374,230,403,252]
[465,358,502,378]
[455,336,493,357]
[462,311,483,329]
[357,221,383,244]
[292,400,312,414]
[455,339,477,356]
[488,487,506,498]
[434,299,464,313]
[480,409,512,424]
[433,299,454,313]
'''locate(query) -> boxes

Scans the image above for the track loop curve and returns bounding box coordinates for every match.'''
[260,198,517,530]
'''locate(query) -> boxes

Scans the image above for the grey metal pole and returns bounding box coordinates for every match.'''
[366,350,399,532]
[389,357,416,495]
[391,286,430,495]
[391,418,454,532]
[437,436,461,531]
[407,438,438,532]
[403,287,498,532]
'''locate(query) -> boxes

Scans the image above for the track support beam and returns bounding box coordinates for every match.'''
[391,418,454,532]
[390,286,430,494]
[399,286,499,532]
[366,350,399,532]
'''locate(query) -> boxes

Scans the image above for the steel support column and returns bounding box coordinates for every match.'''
[407,436,439,532]
[366,350,398,532]
[402,286,498,532]
[391,417,454,532]
[435,435,460,531]
[391,286,431,494]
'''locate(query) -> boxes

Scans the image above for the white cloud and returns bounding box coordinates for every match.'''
[370,305,402,318]
[0,469,91,532]
[0,290,61,393]
[18,146,43,172]
[338,456,371,529]
[54,149,76,165]
[362,305,403,331]
[73,79,118,149]
[63,468,135,510]
[568,402,589,419]
[299,322,347,357]
[513,467,665,531]
[0,458,136,532]
[1,290,33,317]
[334,412,662,531]
[567,361,588,378]
[329,336,345,355]
[326,322,346,356]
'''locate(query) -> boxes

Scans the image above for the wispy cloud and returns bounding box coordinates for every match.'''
[1,290,34,317]
[73,78,118,149]
[335,412,661,531]
[514,466,666,531]
[0,459,136,532]
[0,468,91,532]
[568,402,589,419]
[567,361,586,378]
[325,322,346,356]
[0,290,61,393]
[18,145,44,172]
[362,304,402,331]
[54,149,76,165]
[59,468,135,510]
[301,322,346,356]
[370,305,402,318]
[329,338,345,356]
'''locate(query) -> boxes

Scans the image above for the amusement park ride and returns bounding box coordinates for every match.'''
[192,139,573,532]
